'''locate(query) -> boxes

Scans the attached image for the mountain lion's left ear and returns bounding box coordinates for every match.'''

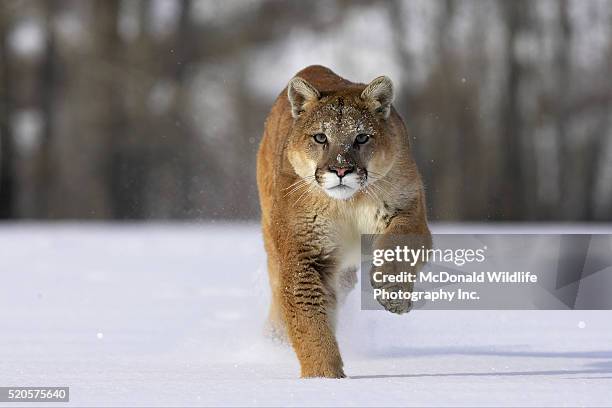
[361,76,394,119]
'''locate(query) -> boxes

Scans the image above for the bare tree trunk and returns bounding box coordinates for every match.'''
[587,13,612,220]
[37,1,58,218]
[498,0,527,220]
[386,1,434,213]
[556,0,573,220]
[108,0,152,219]
[94,0,122,219]
[0,5,13,219]
[49,0,122,219]
[173,0,196,218]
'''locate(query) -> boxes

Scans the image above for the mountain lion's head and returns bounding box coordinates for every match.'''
[286,75,398,200]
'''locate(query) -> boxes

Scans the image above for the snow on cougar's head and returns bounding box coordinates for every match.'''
[286,75,399,201]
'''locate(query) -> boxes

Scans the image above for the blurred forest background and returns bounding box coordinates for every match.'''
[0,0,611,222]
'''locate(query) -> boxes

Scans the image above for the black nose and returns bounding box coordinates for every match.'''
[329,165,355,178]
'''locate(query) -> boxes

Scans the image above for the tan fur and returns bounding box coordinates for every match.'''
[256,65,431,378]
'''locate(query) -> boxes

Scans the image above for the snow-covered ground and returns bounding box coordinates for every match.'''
[1,223,611,407]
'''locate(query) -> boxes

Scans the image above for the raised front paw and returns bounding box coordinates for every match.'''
[370,261,414,314]
[374,284,413,314]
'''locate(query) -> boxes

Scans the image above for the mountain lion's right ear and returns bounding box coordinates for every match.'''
[287,77,321,118]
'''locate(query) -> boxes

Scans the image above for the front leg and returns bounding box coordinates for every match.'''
[280,250,345,378]
[372,207,432,314]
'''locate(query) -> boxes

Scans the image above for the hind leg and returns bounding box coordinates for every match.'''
[335,266,358,305]
[266,285,288,343]
[264,256,289,342]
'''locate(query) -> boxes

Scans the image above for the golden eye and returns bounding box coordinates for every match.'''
[313,133,327,144]
[355,133,370,144]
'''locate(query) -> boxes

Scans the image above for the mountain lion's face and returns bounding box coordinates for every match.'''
[286,76,397,200]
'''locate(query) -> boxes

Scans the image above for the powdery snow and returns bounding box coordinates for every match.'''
[0,223,611,407]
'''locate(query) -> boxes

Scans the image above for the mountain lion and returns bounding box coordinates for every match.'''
[256,65,431,378]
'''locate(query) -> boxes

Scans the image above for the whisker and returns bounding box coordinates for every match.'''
[283,181,309,198]
[283,184,304,198]
[294,183,316,207]
[364,187,378,203]
[282,176,315,191]
[282,180,305,191]
[282,176,318,198]
[368,174,395,188]
[368,183,387,202]
[369,176,392,193]
[369,185,383,202]
[367,171,392,180]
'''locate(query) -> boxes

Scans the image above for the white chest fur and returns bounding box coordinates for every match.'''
[332,200,385,272]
